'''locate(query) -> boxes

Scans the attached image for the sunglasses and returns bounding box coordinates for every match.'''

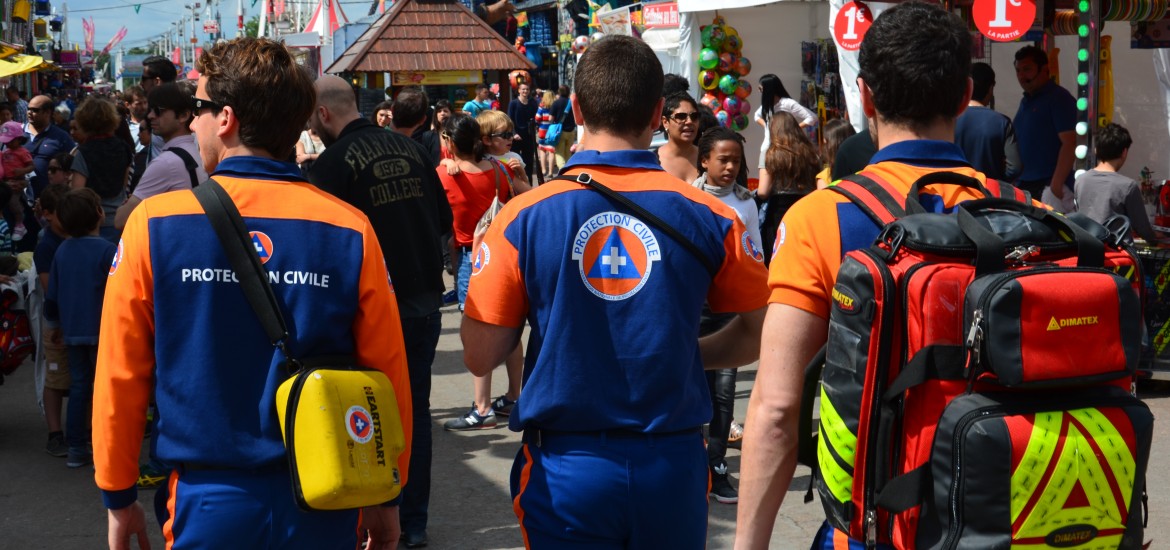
[668,112,700,123]
[27,107,44,114]
[489,131,512,139]
[190,96,223,114]
[150,106,171,117]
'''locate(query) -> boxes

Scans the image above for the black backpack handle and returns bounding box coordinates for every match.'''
[955,198,1105,273]
[904,172,996,215]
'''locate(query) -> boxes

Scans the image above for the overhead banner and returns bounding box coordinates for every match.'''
[597,5,634,35]
[644,2,680,28]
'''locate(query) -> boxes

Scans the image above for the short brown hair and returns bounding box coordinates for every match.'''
[197,37,315,159]
[574,35,663,137]
[73,97,121,136]
[57,187,103,238]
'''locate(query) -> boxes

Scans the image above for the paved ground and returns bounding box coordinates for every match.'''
[1,291,1169,549]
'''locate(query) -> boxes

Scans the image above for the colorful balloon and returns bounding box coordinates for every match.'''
[699,70,720,90]
[735,80,752,100]
[700,93,720,109]
[698,48,719,70]
[571,35,590,54]
[723,35,743,54]
[722,96,742,116]
[738,98,751,116]
[716,110,731,128]
[718,74,739,95]
[731,113,749,132]
[736,57,752,77]
[701,25,726,50]
[590,32,605,43]
[718,52,738,74]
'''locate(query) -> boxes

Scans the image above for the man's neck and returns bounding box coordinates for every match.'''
[580,128,652,152]
[968,100,987,108]
[871,116,957,150]
[393,122,423,137]
[31,122,48,134]
[160,131,190,144]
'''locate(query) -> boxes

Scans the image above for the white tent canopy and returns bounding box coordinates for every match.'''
[678,0,780,12]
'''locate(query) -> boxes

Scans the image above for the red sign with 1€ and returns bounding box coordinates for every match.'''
[834,2,873,52]
[973,0,1037,42]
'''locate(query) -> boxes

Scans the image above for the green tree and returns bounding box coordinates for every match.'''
[245,15,259,38]
[127,46,151,55]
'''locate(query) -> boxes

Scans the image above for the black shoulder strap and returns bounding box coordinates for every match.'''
[166,147,200,188]
[192,179,289,352]
[554,173,719,278]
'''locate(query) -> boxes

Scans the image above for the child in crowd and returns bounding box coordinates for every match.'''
[1075,122,1163,242]
[34,179,71,458]
[691,126,757,505]
[441,110,533,193]
[44,187,117,468]
[0,121,33,240]
[477,110,532,192]
[535,90,557,180]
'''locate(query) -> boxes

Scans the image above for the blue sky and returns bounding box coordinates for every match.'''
[57,0,253,51]
[56,0,371,51]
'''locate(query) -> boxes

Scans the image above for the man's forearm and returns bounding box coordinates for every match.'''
[699,306,766,370]
[735,304,828,550]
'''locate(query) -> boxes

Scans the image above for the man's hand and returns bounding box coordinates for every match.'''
[360,505,401,550]
[107,502,151,550]
[46,327,62,345]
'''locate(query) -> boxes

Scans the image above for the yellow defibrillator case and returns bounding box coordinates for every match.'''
[275,364,406,511]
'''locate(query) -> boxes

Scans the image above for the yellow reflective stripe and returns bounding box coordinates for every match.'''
[1069,408,1135,511]
[817,387,857,504]
[1014,408,1134,544]
[1011,411,1061,523]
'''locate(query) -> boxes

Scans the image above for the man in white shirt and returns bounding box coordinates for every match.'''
[115,82,208,229]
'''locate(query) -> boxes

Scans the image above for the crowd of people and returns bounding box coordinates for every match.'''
[2,1,1161,548]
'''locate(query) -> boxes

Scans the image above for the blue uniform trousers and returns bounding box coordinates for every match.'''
[510,429,708,549]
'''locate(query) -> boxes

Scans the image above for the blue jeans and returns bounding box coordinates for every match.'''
[65,344,97,452]
[456,246,472,310]
[399,310,442,537]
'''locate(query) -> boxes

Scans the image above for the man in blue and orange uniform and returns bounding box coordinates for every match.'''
[736,4,1033,549]
[93,37,412,550]
[463,35,768,549]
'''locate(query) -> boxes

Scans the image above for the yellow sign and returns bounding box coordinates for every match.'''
[390,71,482,87]
[1047,316,1099,331]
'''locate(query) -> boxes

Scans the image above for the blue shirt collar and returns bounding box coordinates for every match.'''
[868,139,971,169]
[1023,80,1060,100]
[212,155,306,182]
[562,149,664,171]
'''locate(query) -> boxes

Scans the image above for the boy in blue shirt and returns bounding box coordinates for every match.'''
[45,187,117,468]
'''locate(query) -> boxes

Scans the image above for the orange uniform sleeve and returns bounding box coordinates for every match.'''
[352,220,413,487]
[767,190,844,320]
[465,204,528,328]
[94,203,157,496]
[708,214,770,314]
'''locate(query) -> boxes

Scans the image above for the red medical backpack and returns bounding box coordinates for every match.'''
[811,173,1153,549]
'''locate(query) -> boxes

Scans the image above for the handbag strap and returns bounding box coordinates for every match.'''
[555,98,572,124]
[554,172,719,278]
[192,178,292,358]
